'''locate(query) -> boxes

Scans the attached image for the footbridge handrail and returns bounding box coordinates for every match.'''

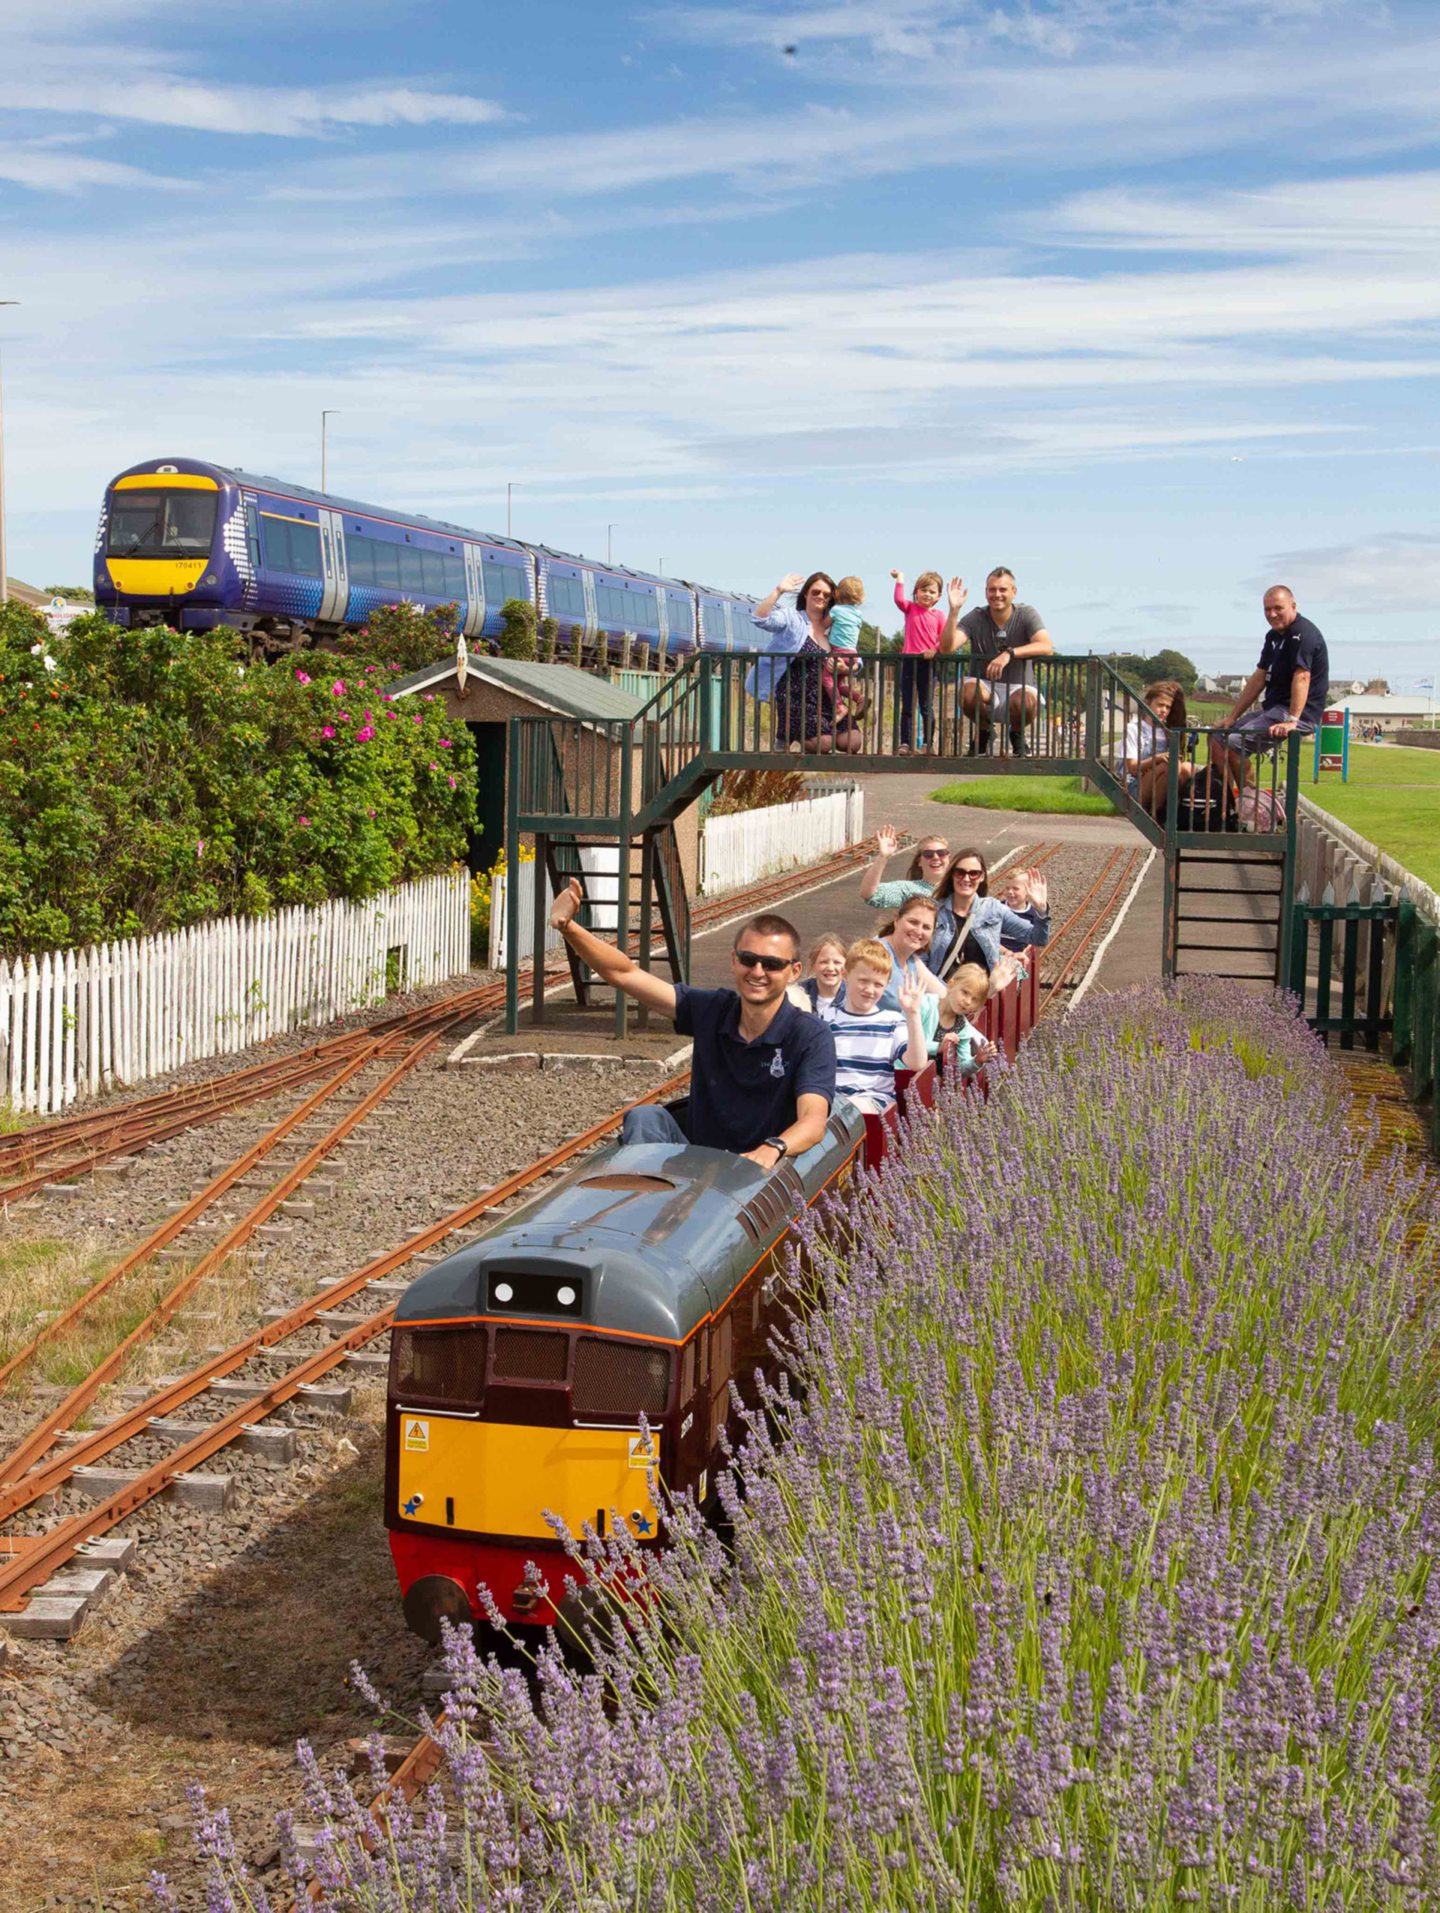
[502,650,1302,1023]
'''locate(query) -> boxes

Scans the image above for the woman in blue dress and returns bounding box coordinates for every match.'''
[749,571,863,753]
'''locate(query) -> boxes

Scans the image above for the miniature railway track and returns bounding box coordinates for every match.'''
[1035,847,1147,1017]
[0,837,893,1630]
[0,1070,692,1618]
[0,837,884,1207]
[0,833,1138,1633]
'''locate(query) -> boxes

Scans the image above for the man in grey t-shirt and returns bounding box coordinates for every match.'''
[939,568,1054,755]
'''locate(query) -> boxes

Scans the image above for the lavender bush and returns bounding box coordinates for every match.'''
[164,981,1440,1911]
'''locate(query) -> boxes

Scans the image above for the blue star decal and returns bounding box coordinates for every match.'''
[632,1513,653,1535]
[403,1495,423,1516]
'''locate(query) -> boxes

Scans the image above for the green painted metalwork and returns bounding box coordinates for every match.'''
[1393,898,1416,1065]
[502,648,1304,1026]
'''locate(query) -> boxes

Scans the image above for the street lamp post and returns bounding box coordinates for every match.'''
[0,302,17,609]
[321,410,339,494]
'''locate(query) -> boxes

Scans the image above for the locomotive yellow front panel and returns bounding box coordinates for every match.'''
[395,1415,660,1539]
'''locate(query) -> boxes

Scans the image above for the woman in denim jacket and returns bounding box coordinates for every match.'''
[861,828,1049,977]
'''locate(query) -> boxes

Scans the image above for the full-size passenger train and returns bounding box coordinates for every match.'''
[93,457,760,656]
[384,1074,949,1644]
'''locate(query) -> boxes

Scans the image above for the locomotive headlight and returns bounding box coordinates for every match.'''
[487,1270,584,1314]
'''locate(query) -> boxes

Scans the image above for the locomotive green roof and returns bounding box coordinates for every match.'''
[385,655,649,722]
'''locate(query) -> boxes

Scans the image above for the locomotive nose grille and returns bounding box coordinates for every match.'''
[493,1327,568,1382]
[572,1337,670,1417]
[392,1326,486,1402]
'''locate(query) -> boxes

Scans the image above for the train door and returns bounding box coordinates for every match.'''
[462,544,485,639]
[581,569,598,639]
[318,508,349,624]
[657,588,669,651]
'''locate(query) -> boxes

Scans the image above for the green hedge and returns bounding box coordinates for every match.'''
[0,603,476,955]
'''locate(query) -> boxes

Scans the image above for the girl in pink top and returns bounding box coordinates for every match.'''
[892,569,945,753]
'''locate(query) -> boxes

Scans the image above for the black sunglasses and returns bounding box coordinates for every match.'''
[734,949,796,973]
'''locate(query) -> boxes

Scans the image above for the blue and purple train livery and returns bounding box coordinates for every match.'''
[93,458,758,658]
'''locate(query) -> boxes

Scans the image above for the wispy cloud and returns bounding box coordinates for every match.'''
[1252,534,1440,615]
[1047,172,1440,256]
[0,144,191,192]
[0,73,509,140]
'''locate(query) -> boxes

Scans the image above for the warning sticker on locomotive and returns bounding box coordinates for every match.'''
[404,1419,429,1452]
[628,1433,658,1469]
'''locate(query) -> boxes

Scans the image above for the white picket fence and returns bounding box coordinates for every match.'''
[1,870,471,1116]
[699,784,865,896]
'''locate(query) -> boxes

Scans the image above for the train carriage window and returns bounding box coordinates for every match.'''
[595,584,627,627]
[547,574,586,620]
[572,1338,670,1418]
[420,548,448,595]
[346,535,373,585]
[443,552,466,600]
[393,1326,486,1403]
[398,545,426,594]
[668,597,696,642]
[493,1327,568,1383]
[483,559,529,609]
[699,601,728,645]
[629,586,661,632]
[244,501,261,571]
[261,514,322,578]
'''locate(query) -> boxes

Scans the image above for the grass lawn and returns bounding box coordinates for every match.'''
[931,774,1118,816]
[1303,743,1440,888]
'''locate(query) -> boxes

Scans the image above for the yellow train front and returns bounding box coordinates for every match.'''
[385,1107,865,1640]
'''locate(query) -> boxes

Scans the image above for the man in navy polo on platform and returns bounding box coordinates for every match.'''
[1212,584,1330,795]
[548,879,835,1172]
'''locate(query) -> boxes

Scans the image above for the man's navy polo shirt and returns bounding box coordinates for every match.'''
[1259,614,1328,726]
[672,983,836,1153]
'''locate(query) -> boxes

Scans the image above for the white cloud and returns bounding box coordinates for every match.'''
[1252,534,1440,615]
[276,28,1440,210]
[0,145,190,192]
[1048,172,1440,256]
[0,74,509,140]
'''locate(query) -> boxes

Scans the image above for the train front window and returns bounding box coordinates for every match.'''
[392,1326,487,1405]
[107,490,217,558]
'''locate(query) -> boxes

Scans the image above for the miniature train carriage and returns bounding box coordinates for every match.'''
[385,1103,867,1640]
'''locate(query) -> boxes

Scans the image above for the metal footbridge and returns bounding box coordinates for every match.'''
[502,652,1299,1034]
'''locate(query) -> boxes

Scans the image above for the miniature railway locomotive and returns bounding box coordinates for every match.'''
[385,1099,884,1641]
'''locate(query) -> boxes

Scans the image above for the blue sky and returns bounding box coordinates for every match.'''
[3,0,1440,682]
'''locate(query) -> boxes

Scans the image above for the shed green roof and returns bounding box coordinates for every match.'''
[475,657,649,720]
[385,653,650,722]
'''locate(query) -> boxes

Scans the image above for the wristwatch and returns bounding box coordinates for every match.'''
[764,1136,789,1160]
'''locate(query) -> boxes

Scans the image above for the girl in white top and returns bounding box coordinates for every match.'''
[1121,679,1194,819]
[791,932,848,1016]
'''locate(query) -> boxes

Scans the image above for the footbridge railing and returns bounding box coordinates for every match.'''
[504,651,1301,1029]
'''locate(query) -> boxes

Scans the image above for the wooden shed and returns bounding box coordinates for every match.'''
[383,652,701,895]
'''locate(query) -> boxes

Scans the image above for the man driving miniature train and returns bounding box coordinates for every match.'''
[549,879,836,1170]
